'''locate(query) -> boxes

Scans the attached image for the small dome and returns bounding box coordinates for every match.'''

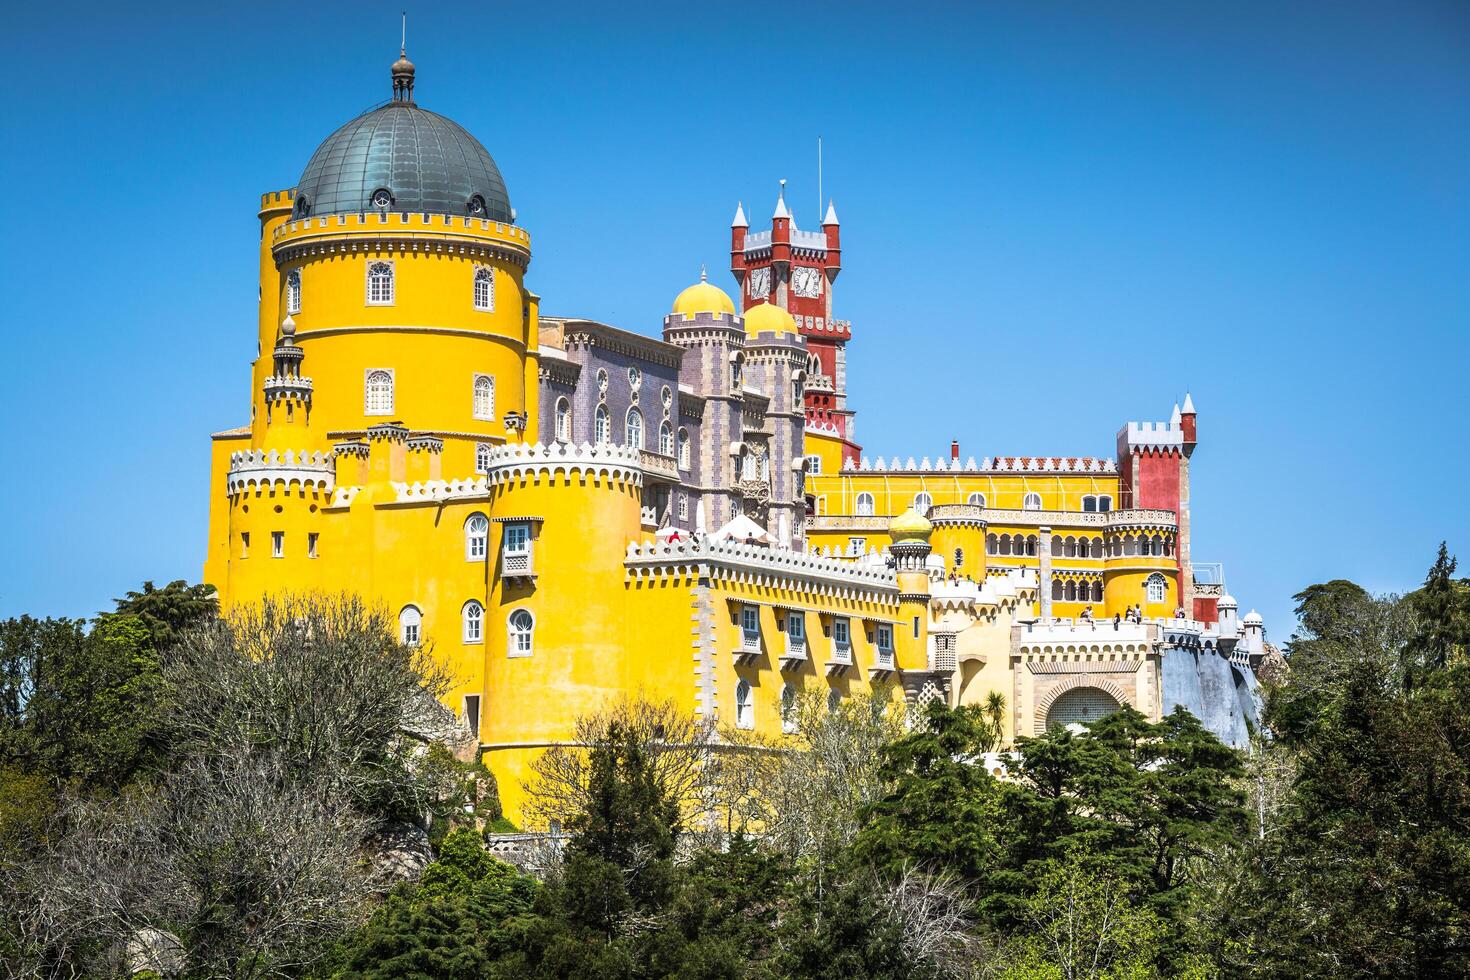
[889,508,933,541]
[743,301,799,338]
[1242,609,1263,625]
[672,273,735,318]
[280,315,296,337]
[1218,593,1238,609]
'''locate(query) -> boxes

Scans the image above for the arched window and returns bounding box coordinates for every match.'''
[1023,492,1043,510]
[999,534,1012,556]
[912,492,933,515]
[594,404,610,444]
[856,492,875,517]
[1092,580,1104,603]
[1097,495,1112,513]
[677,429,690,468]
[1026,534,1038,556]
[986,533,998,555]
[1052,535,1063,555]
[1052,579,1064,601]
[1064,536,1077,558]
[967,492,986,507]
[1091,538,1104,559]
[364,369,394,415]
[465,514,489,561]
[1124,534,1138,557]
[781,683,797,734]
[735,679,754,730]
[286,269,302,315]
[625,408,643,448]
[462,601,484,643]
[555,398,572,441]
[1146,573,1167,604]
[398,605,421,646]
[731,354,743,389]
[507,609,534,656]
[473,375,494,420]
[366,261,394,305]
[793,376,804,403]
[1082,495,1097,513]
[473,266,494,311]
[659,421,674,456]
[1065,580,1077,602]
[475,443,492,474]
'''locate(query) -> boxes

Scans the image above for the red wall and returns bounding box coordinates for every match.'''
[1132,450,1181,511]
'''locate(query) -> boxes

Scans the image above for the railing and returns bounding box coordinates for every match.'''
[639,449,679,480]
[830,642,852,665]
[808,507,1177,532]
[740,629,761,654]
[784,635,807,661]
[501,550,534,577]
[873,647,895,671]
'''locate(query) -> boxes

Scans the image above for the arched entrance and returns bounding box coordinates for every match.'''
[1045,686,1121,730]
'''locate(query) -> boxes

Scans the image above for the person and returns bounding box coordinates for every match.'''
[1113,613,1121,631]
[1081,604,1094,627]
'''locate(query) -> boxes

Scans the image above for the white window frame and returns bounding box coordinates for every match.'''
[475,443,493,474]
[832,617,851,650]
[625,407,643,448]
[677,492,688,520]
[741,604,761,650]
[967,492,986,507]
[855,492,875,517]
[462,601,484,644]
[1023,492,1043,511]
[912,491,933,514]
[465,514,489,561]
[473,374,495,421]
[507,608,534,657]
[876,623,894,655]
[1098,495,1113,513]
[659,421,674,456]
[848,536,866,556]
[735,679,754,730]
[286,269,302,315]
[307,532,319,559]
[1146,573,1168,604]
[555,398,572,442]
[595,404,610,444]
[473,265,495,312]
[677,429,690,469]
[787,612,806,643]
[399,605,422,646]
[271,531,284,558]
[364,368,395,416]
[804,454,822,474]
[366,260,395,306]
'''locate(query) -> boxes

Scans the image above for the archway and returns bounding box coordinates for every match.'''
[1044,686,1122,730]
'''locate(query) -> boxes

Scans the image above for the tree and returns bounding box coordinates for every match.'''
[106,579,219,651]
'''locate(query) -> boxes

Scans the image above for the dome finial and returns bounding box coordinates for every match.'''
[391,13,416,103]
[700,264,707,283]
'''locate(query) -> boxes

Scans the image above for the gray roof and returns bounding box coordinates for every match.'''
[294,103,512,221]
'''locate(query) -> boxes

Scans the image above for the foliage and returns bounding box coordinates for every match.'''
[106,578,219,652]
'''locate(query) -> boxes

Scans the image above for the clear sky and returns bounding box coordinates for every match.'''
[3,1,1467,638]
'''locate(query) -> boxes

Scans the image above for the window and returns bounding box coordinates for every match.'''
[366,261,394,305]
[1146,573,1167,604]
[271,531,284,558]
[627,366,642,390]
[475,443,492,474]
[804,454,822,474]
[677,493,688,520]
[463,694,481,738]
[594,404,610,444]
[876,624,894,653]
[240,532,250,558]
[503,522,529,556]
[741,605,760,648]
[793,377,804,403]
[677,429,690,468]
[1026,534,1038,556]
[286,269,301,315]
[856,492,875,517]
[625,408,643,448]
[912,492,932,514]
[1098,495,1112,513]
[555,398,572,441]
[659,421,674,456]
[473,375,495,420]
[371,187,394,209]
[1082,495,1097,512]
[508,609,534,656]
[781,683,797,734]
[735,680,754,729]
[848,536,866,556]
[833,618,850,648]
[787,612,806,643]
[1023,492,1043,510]
[741,452,757,481]
[731,354,743,389]
[307,532,319,558]
[967,492,985,507]
[596,368,609,393]
[462,601,484,643]
[465,514,489,560]
[473,266,494,311]
[364,369,394,415]
[399,605,422,646]
[986,533,997,555]
[954,547,964,569]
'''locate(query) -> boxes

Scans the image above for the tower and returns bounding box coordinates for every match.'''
[730,182,858,466]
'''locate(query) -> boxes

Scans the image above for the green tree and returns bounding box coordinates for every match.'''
[106,578,219,650]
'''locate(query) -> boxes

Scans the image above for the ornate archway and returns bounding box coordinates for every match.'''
[1033,676,1133,735]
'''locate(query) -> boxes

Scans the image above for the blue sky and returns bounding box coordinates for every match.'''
[3,1,1467,638]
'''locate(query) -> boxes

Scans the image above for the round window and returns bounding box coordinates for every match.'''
[468,195,486,215]
[371,188,394,209]
[628,367,642,390]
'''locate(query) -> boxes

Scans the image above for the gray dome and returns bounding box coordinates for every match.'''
[294,102,512,222]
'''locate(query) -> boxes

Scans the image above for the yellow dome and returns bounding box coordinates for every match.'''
[672,274,736,318]
[743,301,799,338]
[888,507,933,541]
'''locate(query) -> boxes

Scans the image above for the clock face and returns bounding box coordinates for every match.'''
[791,266,822,299]
[748,266,771,298]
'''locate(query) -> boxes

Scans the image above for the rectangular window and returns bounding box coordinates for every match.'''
[804,454,822,474]
[463,695,482,739]
[677,492,688,520]
[913,615,921,639]
[848,536,866,556]
[876,624,893,651]
[240,531,250,558]
[504,524,529,554]
[271,531,284,558]
[741,605,761,651]
[833,618,850,645]
[307,532,318,559]
[787,613,805,642]
[403,621,420,646]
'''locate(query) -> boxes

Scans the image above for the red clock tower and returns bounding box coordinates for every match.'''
[730,181,860,466]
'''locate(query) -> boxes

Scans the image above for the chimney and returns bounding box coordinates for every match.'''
[951,440,960,463]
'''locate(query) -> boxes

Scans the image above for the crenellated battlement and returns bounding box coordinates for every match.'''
[226,449,334,494]
[625,534,899,603]
[844,455,1117,474]
[1120,420,1184,452]
[270,210,531,267]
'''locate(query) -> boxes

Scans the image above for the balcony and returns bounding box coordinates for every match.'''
[736,628,762,665]
[639,449,680,481]
[826,641,852,675]
[781,634,807,670]
[869,646,896,678]
[500,549,535,580]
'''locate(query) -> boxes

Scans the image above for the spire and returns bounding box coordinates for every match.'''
[1182,392,1196,414]
[823,199,839,226]
[391,14,415,103]
[773,179,790,220]
[1170,403,1182,425]
[731,201,747,228]
[700,264,708,283]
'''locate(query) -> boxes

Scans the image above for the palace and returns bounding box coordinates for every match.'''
[203,53,1271,822]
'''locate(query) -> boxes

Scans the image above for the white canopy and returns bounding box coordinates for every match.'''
[712,514,773,546]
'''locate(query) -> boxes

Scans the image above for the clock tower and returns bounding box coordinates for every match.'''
[730,181,859,466]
